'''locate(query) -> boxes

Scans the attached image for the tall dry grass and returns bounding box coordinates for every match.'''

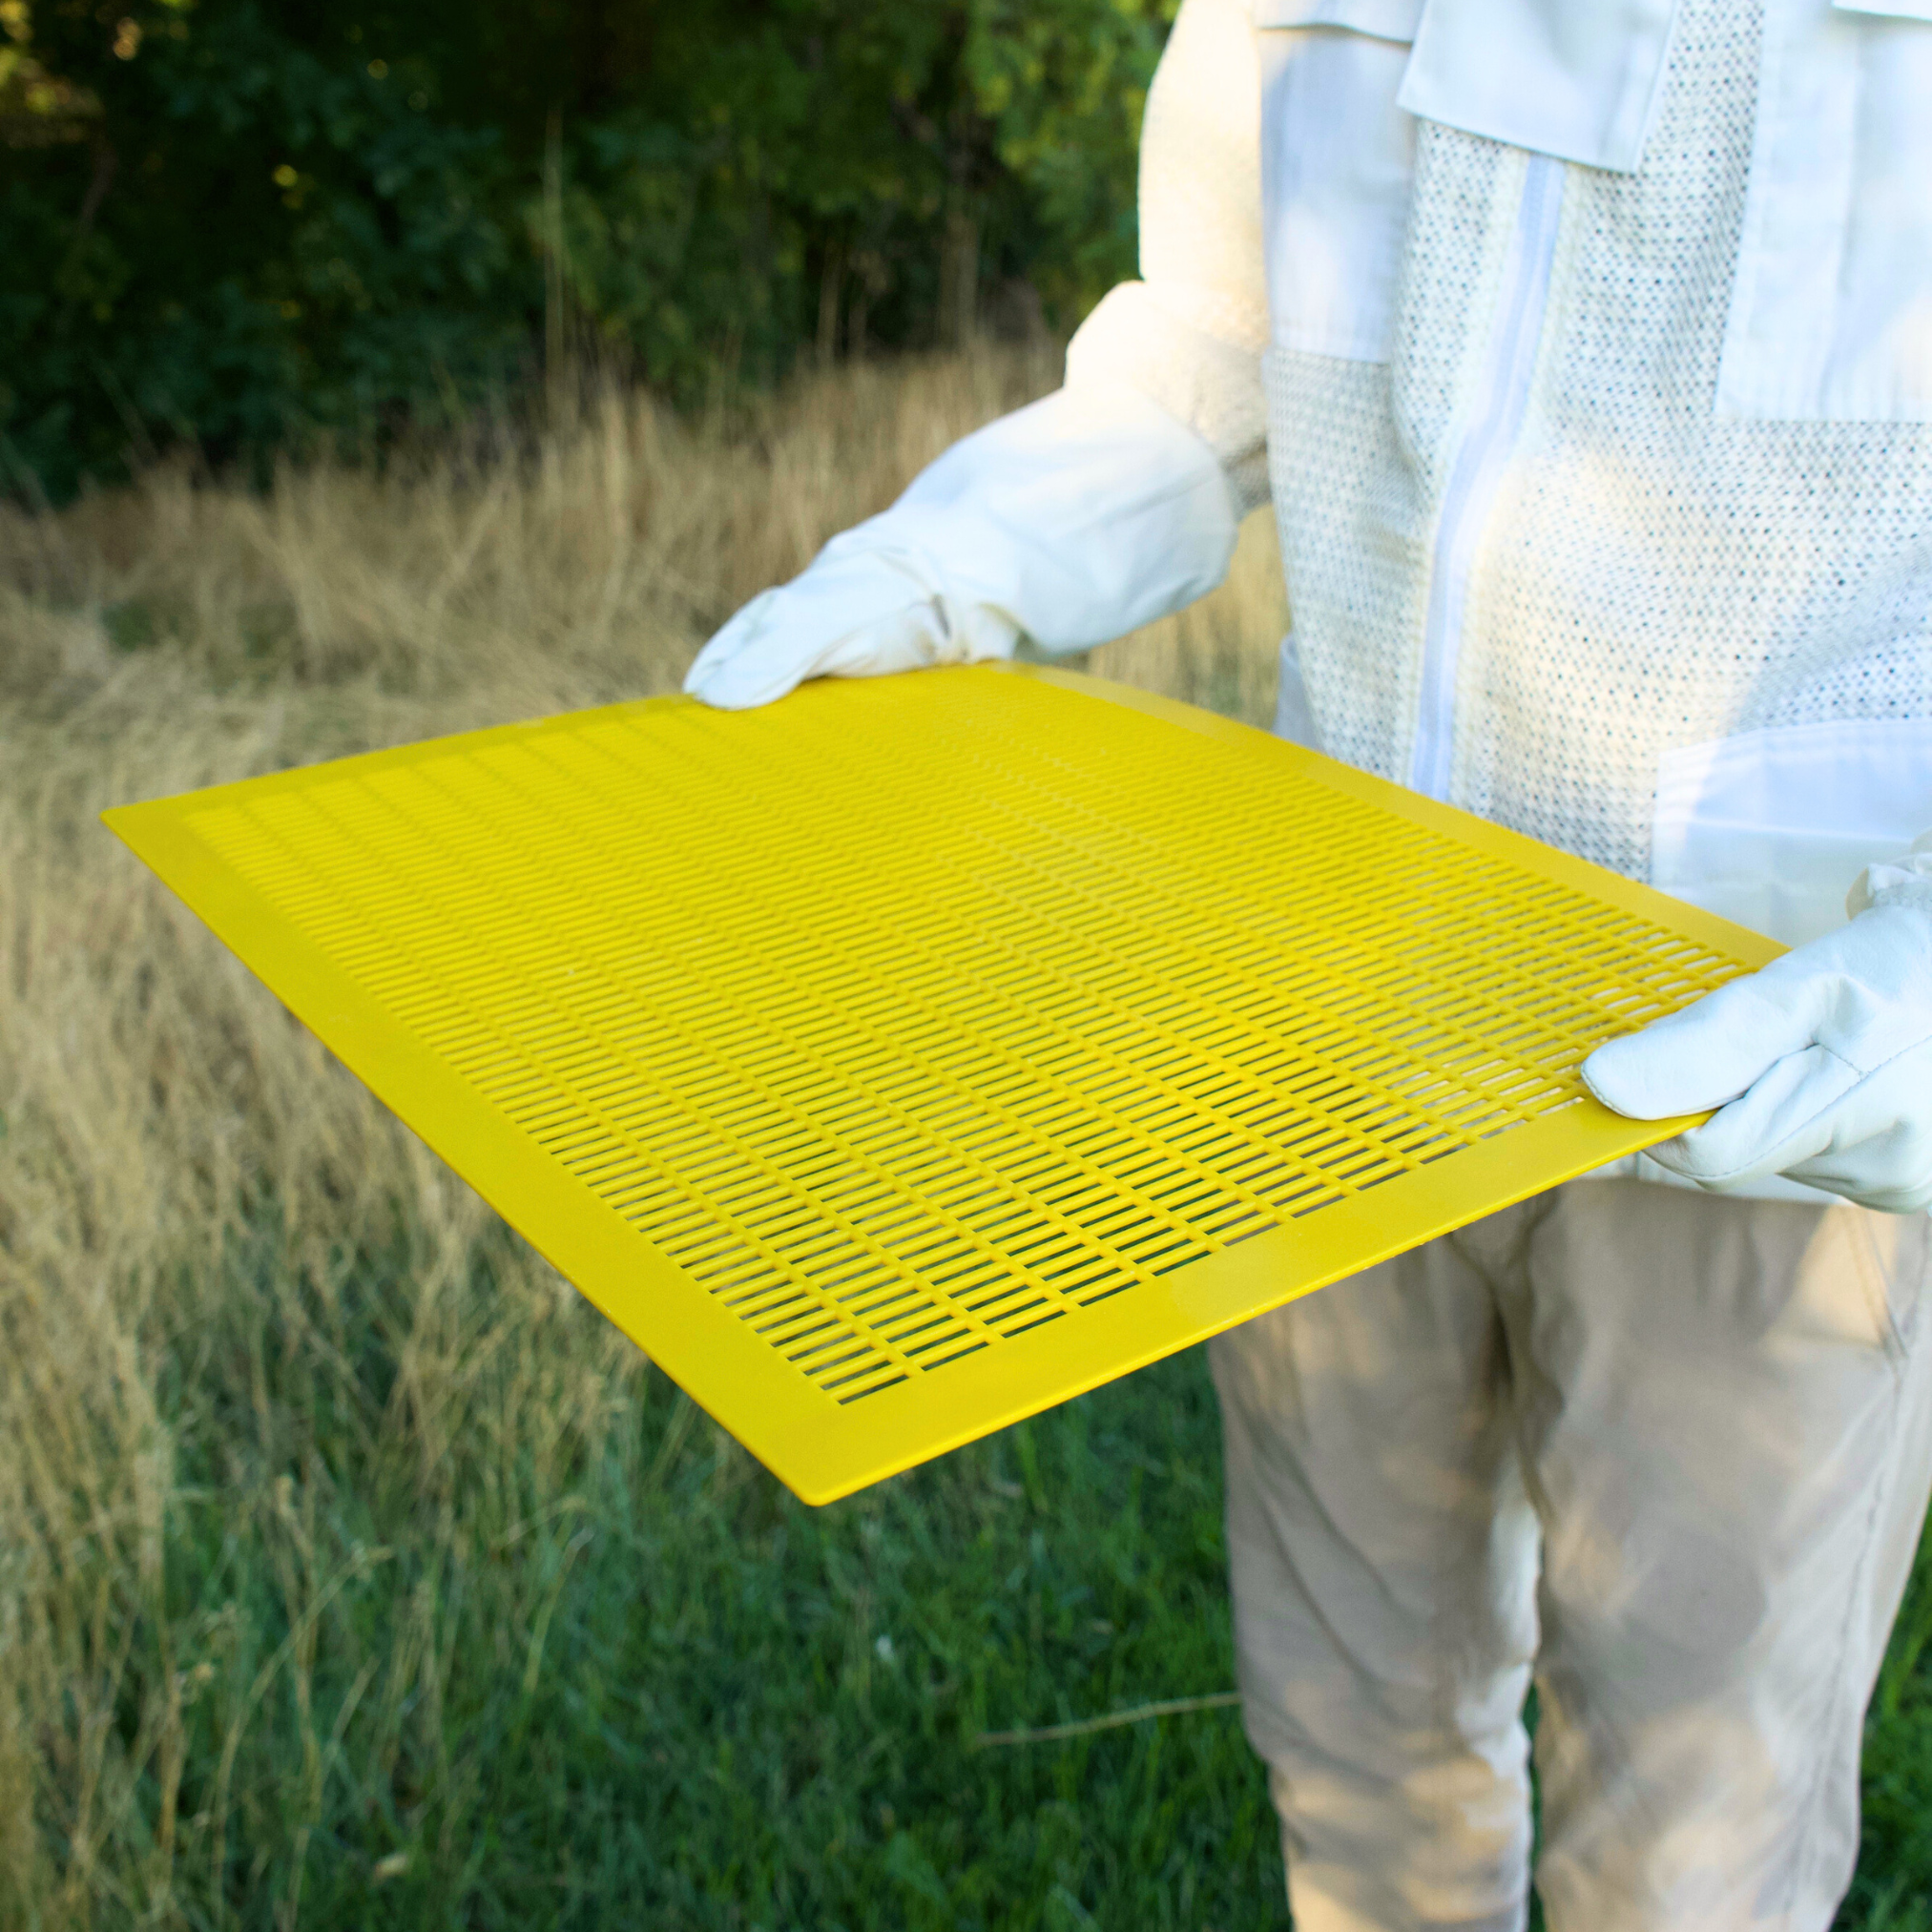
[0,346,1284,1923]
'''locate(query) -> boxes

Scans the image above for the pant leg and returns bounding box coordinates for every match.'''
[1506,1182,1932,1932]
[1209,1202,1548,1932]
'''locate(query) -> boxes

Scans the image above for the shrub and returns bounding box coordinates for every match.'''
[0,0,1174,497]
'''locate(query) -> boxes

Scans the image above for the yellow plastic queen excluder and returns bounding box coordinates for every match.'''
[103,665,1779,1503]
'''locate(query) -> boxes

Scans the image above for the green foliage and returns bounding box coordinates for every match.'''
[0,0,1174,496]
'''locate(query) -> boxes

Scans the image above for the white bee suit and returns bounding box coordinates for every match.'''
[1070,0,1932,936]
[683,0,1932,1922]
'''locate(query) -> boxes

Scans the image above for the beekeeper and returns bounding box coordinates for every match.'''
[684,0,1932,1923]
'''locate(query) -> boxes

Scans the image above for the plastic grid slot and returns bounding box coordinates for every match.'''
[108,667,1775,1500]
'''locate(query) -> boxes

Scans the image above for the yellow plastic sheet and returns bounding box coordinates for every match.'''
[104,666,1779,1503]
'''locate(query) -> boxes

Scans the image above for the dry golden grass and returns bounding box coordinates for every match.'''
[0,346,1284,1923]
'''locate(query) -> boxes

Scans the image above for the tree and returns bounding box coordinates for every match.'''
[1,0,1174,497]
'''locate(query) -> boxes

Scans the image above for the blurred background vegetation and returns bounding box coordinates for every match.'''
[0,0,1171,499]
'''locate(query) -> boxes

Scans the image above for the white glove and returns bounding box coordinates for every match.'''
[683,379,1240,710]
[1582,836,1932,1214]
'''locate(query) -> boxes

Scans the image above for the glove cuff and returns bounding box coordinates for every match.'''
[1066,284,1270,516]
[1847,830,1932,918]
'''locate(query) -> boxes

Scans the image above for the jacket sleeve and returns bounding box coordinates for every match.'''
[1066,0,1271,513]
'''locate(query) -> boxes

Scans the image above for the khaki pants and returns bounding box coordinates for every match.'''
[1209,1180,1932,1932]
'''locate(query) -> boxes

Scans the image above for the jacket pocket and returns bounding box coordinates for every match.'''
[1716,0,1932,421]
[1256,11,1418,364]
[1650,719,1932,946]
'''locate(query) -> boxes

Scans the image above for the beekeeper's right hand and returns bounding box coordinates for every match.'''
[683,379,1242,711]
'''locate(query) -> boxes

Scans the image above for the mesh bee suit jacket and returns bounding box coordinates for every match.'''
[1067,0,1932,960]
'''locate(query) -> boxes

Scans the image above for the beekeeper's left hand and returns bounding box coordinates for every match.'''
[1582,838,1932,1214]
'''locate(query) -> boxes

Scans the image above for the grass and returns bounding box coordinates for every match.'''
[0,343,1925,1928]
[38,1215,1281,1930]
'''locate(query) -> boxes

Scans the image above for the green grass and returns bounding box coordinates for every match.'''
[1848,1546,1932,1932]
[52,1216,1282,1929]
[37,1206,1931,1928]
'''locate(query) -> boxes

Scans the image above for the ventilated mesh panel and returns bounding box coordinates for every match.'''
[107,668,1769,1499]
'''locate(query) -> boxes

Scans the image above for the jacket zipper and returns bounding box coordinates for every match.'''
[1408,153,1566,800]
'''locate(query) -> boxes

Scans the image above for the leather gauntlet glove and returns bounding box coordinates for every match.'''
[683,380,1240,710]
[1583,836,1932,1214]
